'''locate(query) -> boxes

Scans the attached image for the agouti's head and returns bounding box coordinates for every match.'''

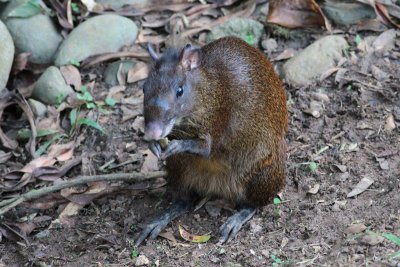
[143,44,201,141]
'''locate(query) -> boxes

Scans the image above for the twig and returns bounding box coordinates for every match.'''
[0,171,166,216]
[81,51,150,68]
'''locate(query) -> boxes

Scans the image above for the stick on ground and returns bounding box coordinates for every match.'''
[0,171,166,216]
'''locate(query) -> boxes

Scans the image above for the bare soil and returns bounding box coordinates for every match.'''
[1,31,399,267]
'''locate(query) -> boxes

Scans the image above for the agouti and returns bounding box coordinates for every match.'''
[136,36,288,245]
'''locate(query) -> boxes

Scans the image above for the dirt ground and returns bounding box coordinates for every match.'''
[1,29,400,266]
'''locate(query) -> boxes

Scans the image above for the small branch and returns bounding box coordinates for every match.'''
[0,171,166,216]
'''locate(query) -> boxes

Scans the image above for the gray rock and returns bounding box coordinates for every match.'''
[262,38,278,53]
[96,0,147,9]
[207,18,264,46]
[321,0,376,26]
[0,19,14,91]
[282,35,348,86]
[104,60,136,87]
[28,99,47,117]
[31,66,74,105]
[1,0,63,64]
[55,14,138,66]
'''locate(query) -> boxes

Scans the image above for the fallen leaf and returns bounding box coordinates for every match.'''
[345,223,367,234]
[360,234,384,246]
[384,114,396,131]
[347,177,374,198]
[127,62,149,83]
[159,231,177,243]
[271,48,296,61]
[48,141,75,159]
[21,156,57,173]
[60,65,82,91]
[178,225,211,243]
[12,52,31,74]
[333,164,347,172]
[131,116,145,133]
[50,202,83,228]
[267,0,329,29]
[307,183,320,194]
[140,149,159,172]
[0,151,12,164]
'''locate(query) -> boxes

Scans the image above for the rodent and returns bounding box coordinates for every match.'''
[136,36,288,245]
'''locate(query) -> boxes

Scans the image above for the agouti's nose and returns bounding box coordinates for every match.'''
[144,122,163,141]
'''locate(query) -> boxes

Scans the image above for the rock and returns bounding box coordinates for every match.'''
[371,65,389,81]
[135,255,150,266]
[28,99,47,117]
[207,18,264,46]
[1,0,62,64]
[321,0,376,26]
[262,38,278,53]
[372,29,398,52]
[0,20,14,91]
[282,35,348,86]
[31,66,74,105]
[96,0,147,9]
[104,60,136,87]
[55,14,138,66]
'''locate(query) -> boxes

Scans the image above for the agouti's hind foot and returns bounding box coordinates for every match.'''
[135,200,190,246]
[218,205,256,244]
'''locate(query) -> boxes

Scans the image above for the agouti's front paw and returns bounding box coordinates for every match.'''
[149,141,162,158]
[161,140,185,159]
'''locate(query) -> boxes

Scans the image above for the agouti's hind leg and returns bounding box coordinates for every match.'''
[135,199,191,246]
[218,204,256,244]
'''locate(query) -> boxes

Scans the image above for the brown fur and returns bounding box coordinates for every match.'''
[166,37,288,207]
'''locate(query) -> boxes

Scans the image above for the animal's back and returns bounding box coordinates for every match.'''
[167,37,287,205]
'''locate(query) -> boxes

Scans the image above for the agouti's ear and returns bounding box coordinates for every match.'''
[179,44,200,71]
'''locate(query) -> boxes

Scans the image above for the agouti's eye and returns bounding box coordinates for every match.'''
[176,86,184,98]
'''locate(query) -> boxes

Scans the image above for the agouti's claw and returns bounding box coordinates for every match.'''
[218,206,256,244]
[135,219,168,246]
[161,140,183,160]
[149,141,162,158]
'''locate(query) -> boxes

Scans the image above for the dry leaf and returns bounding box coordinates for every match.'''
[127,62,149,83]
[307,183,320,194]
[12,52,31,74]
[50,202,83,228]
[178,225,211,243]
[48,141,75,159]
[21,156,57,173]
[158,231,177,243]
[140,149,159,172]
[60,65,82,91]
[345,223,367,234]
[360,234,384,246]
[271,48,296,61]
[384,114,396,131]
[267,0,329,29]
[347,177,374,198]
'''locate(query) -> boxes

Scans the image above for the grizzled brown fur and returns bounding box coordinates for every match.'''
[161,37,288,206]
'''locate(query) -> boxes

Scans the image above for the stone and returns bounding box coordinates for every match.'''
[282,35,348,86]
[104,60,136,87]
[135,255,150,266]
[1,0,63,64]
[0,20,14,91]
[321,0,376,26]
[28,99,47,117]
[31,66,74,105]
[262,38,278,53]
[55,14,138,66]
[207,18,264,46]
